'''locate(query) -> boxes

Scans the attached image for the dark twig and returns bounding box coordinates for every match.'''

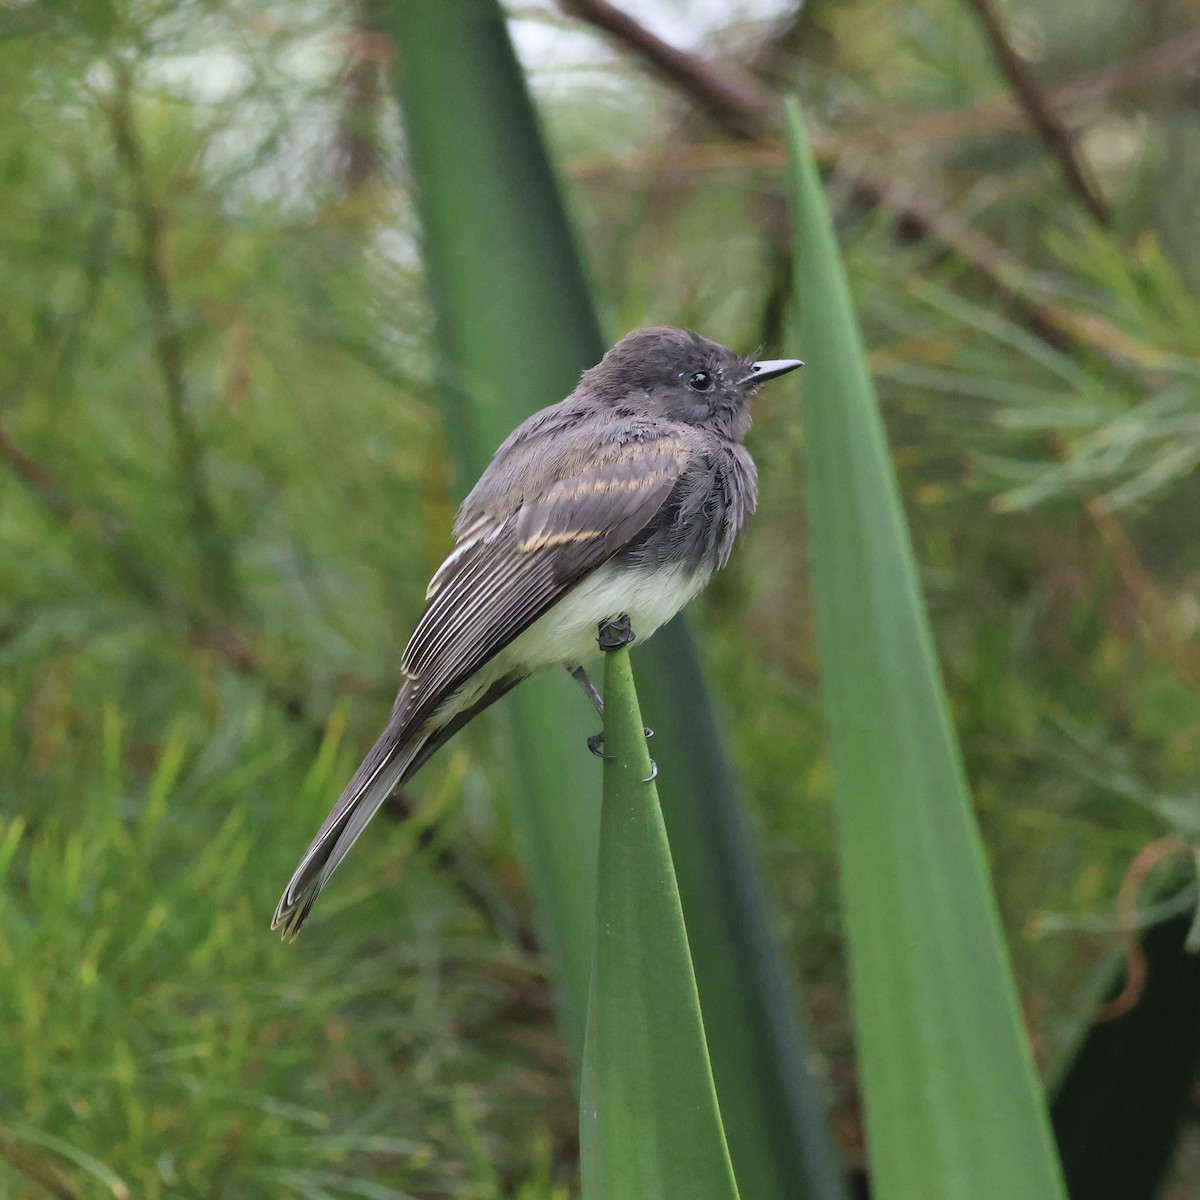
[0,428,74,523]
[105,63,239,611]
[1096,836,1191,1020]
[0,425,187,619]
[963,0,1110,225]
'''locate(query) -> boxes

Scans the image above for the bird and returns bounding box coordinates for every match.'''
[272,326,802,938]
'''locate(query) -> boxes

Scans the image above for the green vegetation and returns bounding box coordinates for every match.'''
[3,0,1199,1196]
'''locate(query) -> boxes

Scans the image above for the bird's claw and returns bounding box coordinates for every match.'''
[641,760,658,783]
[597,614,635,652]
[587,732,614,760]
[587,726,653,759]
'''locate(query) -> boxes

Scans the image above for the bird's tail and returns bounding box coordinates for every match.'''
[271,703,428,940]
[272,671,525,940]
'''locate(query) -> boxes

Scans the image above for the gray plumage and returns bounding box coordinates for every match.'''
[272,326,800,938]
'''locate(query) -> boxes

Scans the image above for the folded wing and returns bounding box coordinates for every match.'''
[401,435,693,712]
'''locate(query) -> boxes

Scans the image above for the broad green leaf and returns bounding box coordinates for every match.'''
[580,645,739,1200]
[390,0,603,1052]
[391,12,845,1200]
[785,99,1068,1200]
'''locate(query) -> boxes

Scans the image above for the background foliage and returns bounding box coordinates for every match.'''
[2,0,1199,1195]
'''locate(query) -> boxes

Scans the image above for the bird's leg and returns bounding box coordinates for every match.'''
[572,617,653,764]
[568,665,612,759]
[596,613,635,652]
[570,664,605,717]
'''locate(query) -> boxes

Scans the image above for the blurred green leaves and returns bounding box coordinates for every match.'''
[0,699,562,1199]
[3,0,1200,1194]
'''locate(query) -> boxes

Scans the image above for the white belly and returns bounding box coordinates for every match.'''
[426,561,709,725]
[498,561,708,673]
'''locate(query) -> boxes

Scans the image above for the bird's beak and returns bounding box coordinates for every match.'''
[739,358,804,385]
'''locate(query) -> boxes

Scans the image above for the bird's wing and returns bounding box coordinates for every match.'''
[401,434,693,710]
[451,398,668,538]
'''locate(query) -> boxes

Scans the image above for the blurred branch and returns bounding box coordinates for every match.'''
[559,0,775,136]
[0,421,180,621]
[555,0,1101,359]
[333,0,391,194]
[962,0,1110,226]
[0,428,76,523]
[104,63,239,613]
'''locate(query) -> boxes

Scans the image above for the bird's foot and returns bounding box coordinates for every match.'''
[587,725,653,758]
[597,613,635,652]
[587,732,613,760]
[642,759,658,784]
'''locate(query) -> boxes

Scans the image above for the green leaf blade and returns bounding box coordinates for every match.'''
[391,19,846,1200]
[636,624,850,1200]
[580,645,740,1200]
[785,99,1067,1200]
[390,0,604,1053]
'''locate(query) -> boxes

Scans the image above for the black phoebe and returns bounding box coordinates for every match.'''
[272,326,801,937]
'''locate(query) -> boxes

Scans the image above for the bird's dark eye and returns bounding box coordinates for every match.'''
[687,370,713,392]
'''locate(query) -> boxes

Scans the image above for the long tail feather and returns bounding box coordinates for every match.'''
[272,712,426,940]
[272,671,526,940]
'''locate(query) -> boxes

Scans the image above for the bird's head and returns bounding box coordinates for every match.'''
[580,326,801,441]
